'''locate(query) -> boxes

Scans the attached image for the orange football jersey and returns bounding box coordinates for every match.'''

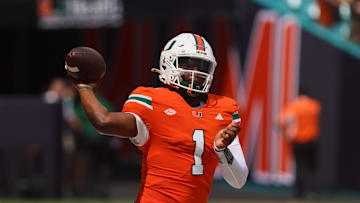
[122,86,241,203]
[278,95,321,143]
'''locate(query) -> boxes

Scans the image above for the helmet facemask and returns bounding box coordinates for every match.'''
[178,57,214,94]
[159,55,215,95]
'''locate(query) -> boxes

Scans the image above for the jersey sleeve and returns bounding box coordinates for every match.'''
[125,112,149,147]
[230,100,241,125]
[122,86,154,149]
[122,86,154,114]
[220,97,241,126]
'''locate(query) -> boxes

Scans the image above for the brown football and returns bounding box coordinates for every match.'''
[65,46,106,83]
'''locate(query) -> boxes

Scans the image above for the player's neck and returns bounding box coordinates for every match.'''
[164,85,208,108]
[178,89,208,108]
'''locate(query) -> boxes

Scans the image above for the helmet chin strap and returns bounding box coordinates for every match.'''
[175,81,208,108]
[187,84,198,97]
[180,81,203,97]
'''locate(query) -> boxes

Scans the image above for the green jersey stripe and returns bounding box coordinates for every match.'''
[232,112,240,118]
[127,94,153,109]
[129,94,152,101]
[125,99,153,110]
[232,112,241,123]
[127,96,152,106]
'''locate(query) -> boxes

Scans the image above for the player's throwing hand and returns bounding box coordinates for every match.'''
[74,72,105,90]
[214,123,241,150]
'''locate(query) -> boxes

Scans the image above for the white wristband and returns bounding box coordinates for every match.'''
[214,142,233,165]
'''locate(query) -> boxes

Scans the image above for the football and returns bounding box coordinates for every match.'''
[65,46,106,83]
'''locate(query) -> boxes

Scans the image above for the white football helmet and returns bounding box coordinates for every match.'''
[158,33,217,94]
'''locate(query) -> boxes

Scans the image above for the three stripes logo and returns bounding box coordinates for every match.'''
[215,113,224,120]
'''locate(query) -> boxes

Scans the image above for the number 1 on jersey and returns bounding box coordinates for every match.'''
[192,130,204,175]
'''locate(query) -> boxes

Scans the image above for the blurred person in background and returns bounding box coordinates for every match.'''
[43,77,81,135]
[43,77,79,196]
[319,0,353,37]
[43,77,114,197]
[317,0,360,44]
[277,87,321,199]
[317,0,343,27]
[69,33,248,203]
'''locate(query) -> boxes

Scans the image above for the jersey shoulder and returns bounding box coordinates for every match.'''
[122,86,175,111]
[123,86,157,110]
[129,86,158,97]
[208,93,238,111]
[208,94,241,124]
[131,86,174,97]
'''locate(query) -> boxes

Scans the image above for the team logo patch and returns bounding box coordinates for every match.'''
[164,108,176,116]
[192,111,202,118]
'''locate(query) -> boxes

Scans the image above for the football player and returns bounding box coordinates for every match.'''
[72,33,248,203]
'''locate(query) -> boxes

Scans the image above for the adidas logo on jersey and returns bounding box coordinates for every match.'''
[215,113,224,120]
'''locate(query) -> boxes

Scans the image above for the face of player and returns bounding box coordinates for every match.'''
[178,57,212,86]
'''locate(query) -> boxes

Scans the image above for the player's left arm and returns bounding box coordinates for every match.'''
[214,123,248,189]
